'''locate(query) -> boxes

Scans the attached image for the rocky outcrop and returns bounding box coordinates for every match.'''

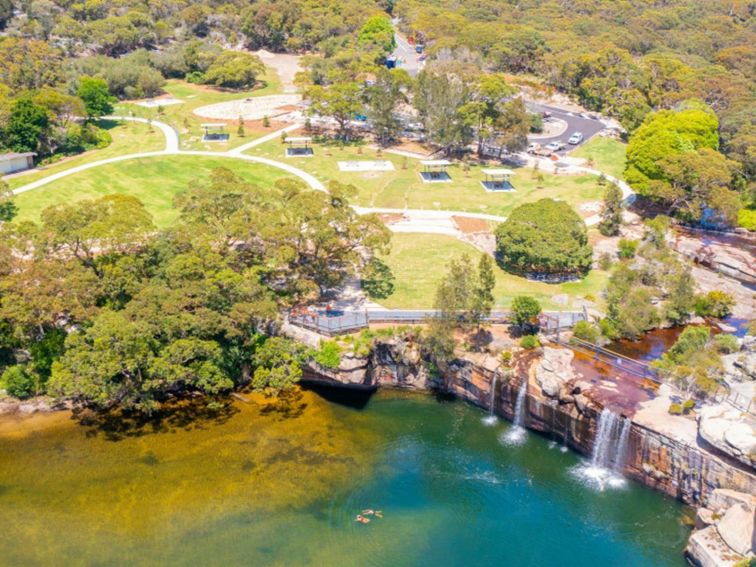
[534,347,575,398]
[698,405,756,468]
[686,489,755,567]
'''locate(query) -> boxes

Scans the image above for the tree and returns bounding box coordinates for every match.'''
[414,66,473,155]
[365,68,411,144]
[49,310,232,412]
[495,199,592,277]
[694,291,735,319]
[0,180,18,223]
[203,51,266,89]
[598,183,623,236]
[510,296,541,332]
[652,326,723,397]
[77,76,114,120]
[306,81,363,140]
[2,365,36,399]
[357,15,395,53]
[252,336,307,395]
[6,97,50,153]
[472,253,496,320]
[657,148,739,226]
[458,73,517,155]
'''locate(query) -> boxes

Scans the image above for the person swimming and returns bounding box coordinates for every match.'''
[355,515,371,524]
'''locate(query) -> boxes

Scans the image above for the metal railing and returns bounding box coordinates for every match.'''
[289,308,587,336]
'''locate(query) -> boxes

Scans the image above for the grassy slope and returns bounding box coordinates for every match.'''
[378,233,607,310]
[13,155,290,228]
[571,136,627,180]
[5,120,164,190]
[248,138,604,217]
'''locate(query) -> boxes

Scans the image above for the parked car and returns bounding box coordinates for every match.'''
[545,141,565,152]
[527,142,541,154]
[568,132,584,144]
[415,44,424,53]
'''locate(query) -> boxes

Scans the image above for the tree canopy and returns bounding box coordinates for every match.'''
[494,199,592,277]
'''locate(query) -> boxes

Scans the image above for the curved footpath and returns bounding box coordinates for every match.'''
[11,116,634,233]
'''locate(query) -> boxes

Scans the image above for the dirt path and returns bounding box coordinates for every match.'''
[254,50,303,93]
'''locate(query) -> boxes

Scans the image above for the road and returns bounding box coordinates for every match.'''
[391,32,423,77]
[525,102,606,152]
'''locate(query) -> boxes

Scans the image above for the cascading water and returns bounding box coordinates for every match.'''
[500,380,528,445]
[482,375,498,426]
[573,408,632,490]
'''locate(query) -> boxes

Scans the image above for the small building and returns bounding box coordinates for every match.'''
[0,152,36,175]
[284,136,314,157]
[419,159,452,183]
[481,168,515,192]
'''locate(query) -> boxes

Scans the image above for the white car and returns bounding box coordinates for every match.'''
[527,142,541,154]
[545,141,565,152]
[568,132,584,145]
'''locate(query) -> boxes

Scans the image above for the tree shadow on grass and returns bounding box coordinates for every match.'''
[74,396,240,442]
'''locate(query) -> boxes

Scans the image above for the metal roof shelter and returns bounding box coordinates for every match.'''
[481,168,515,192]
[201,123,228,142]
[284,136,314,157]
[420,159,452,182]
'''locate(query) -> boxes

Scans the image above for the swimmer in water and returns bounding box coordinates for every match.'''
[355,515,371,524]
[361,509,375,516]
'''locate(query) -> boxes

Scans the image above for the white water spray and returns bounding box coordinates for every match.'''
[572,409,632,490]
[501,380,528,445]
[482,374,499,426]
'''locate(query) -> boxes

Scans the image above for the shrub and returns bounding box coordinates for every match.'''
[668,403,682,415]
[599,318,620,340]
[572,320,600,343]
[694,290,735,319]
[598,252,613,271]
[500,350,512,366]
[2,365,36,399]
[314,340,342,369]
[713,334,739,354]
[519,335,540,349]
[682,399,696,413]
[617,238,638,259]
[511,296,542,330]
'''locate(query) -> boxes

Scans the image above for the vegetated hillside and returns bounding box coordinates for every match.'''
[395,1,753,155]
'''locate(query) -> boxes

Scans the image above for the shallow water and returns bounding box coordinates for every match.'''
[0,389,690,566]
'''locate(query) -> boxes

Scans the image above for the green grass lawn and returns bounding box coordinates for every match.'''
[248,138,605,217]
[378,233,608,310]
[571,136,627,180]
[115,70,284,153]
[13,155,291,228]
[5,119,164,191]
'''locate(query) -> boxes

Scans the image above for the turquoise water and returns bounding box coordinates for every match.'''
[0,389,690,566]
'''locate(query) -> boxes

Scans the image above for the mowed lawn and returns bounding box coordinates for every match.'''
[13,155,291,228]
[115,71,284,153]
[571,136,627,180]
[248,138,605,218]
[5,119,165,191]
[378,234,608,311]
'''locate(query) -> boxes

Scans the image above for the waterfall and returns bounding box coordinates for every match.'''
[500,380,528,445]
[574,408,632,489]
[512,380,527,428]
[590,409,631,472]
[482,374,498,426]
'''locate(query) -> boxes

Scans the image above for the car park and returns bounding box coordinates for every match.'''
[568,131,584,144]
